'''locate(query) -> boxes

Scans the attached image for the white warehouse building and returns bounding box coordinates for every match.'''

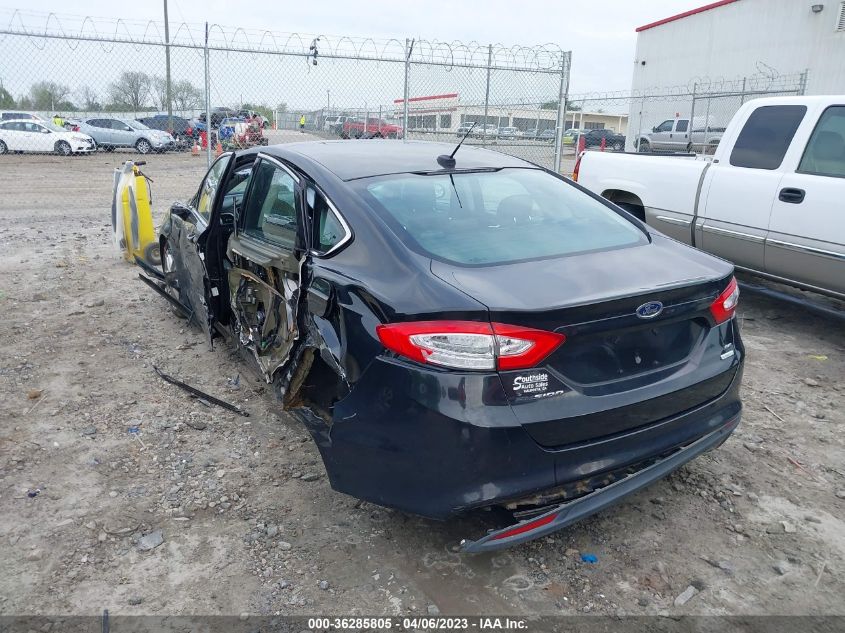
[631,0,845,95]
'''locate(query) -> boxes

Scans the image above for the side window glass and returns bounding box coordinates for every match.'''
[195,155,231,219]
[798,105,845,178]
[655,120,673,132]
[308,187,349,255]
[676,120,689,132]
[242,160,298,248]
[729,105,806,170]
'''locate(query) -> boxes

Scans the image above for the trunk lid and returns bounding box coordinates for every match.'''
[431,234,737,447]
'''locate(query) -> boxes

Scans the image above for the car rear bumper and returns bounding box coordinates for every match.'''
[303,352,743,522]
[459,412,739,552]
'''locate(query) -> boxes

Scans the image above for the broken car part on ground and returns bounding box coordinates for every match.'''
[136,140,745,550]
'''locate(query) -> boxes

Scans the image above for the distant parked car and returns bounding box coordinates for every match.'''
[237,110,268,129]
[523,128,539,139]
[342,117,403,139]
[582,128,626,151]
[0,110,45,122]
[77,118,175,154]
[455,122,477,137]
[325,115,351,135]
[496,127,521,139]
[472,124,498,139]
[137,115,197,140]
[562,128,586,145]
[199,107,238,128]
[538,129,556,142]
[0,119,95,155]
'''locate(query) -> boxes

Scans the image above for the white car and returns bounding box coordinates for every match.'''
[0,119,96,155]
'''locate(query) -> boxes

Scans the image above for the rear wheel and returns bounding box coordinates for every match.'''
[55,141,72,156]
[0,140,7,155]
[638,139,650,153]
[612,141,623,151]
[136,138,152,154]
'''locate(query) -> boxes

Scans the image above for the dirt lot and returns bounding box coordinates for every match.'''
[0,141,843,618]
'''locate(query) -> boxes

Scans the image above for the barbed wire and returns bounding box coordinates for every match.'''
[568,70,807,103]
[0,8,567,71]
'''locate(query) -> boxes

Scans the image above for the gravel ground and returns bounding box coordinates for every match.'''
[0,140,843,617]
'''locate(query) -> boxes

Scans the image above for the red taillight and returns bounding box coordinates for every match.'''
[710,276,739,324]
[375,320,565,371]
[186,126,193,136]
[572,151,584,181]
[491,513,557,541]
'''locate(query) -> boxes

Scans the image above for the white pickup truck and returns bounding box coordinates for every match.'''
[576,96,845,301]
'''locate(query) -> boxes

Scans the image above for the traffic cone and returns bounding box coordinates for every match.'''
[191,141,200,156]
[215,141,223,157]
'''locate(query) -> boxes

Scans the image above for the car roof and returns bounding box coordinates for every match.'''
[1,118,46,124]
[262,140,537,181]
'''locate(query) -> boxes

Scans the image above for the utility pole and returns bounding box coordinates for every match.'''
[164,0,173,134]
[327,89,330,114]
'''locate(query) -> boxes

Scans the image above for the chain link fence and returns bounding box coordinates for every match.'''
[0,10,571,170]
[563,72,807,161]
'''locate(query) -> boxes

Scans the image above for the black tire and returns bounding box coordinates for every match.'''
[638,139,650,153]
[612,141,623,151]
[136,138,152,154]
[0,140,7,155]
[55,141,72,156]
[161,240,187,319]
[142,241,162,267]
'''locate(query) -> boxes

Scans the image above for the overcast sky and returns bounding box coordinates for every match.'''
[3,0,707,93]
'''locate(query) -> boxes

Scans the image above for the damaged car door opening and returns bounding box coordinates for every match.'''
[142,139,745,552]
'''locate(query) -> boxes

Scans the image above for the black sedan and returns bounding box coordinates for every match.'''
[583,128,626,150]
[137,115,197,141]
[147,140,744,551]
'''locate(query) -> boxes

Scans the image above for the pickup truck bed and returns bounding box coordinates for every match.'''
[577,95,845,301]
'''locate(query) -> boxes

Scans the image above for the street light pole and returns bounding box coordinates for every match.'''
[164,0,173,134]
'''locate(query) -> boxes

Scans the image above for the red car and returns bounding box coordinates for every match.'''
[342,117,403,139]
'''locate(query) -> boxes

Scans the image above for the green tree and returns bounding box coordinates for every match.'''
[30,81,72,111]
[109,71,151,112]
[172,80,202,111]
[76,86,102,112]
[0,85,15,109]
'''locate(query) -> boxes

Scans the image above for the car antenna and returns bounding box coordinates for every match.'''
[437,122,476,169]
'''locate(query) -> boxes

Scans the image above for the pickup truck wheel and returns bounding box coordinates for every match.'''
[0,140,7,155]
[638,140,650,153]
[612,141,623,151]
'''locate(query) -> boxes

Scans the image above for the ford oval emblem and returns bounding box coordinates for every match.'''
[636,301,664,319]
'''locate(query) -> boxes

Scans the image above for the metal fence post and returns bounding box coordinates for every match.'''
[739,77,747,106]
[688,82,697,153]
[403,38,412,143]
[203,22,212,167]
[552,52,568,173]
[482,44,492,147]
[799,69,808,95]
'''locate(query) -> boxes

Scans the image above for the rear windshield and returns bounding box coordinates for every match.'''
[357,168,646,265]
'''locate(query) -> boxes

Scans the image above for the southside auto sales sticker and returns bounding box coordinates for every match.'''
[504,370,568,401]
